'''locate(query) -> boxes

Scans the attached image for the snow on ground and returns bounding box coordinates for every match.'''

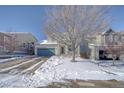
[98,61,124,76]
[0,57,21,63]
[0,56,124,87]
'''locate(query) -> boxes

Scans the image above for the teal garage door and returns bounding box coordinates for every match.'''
[37,48,55,57]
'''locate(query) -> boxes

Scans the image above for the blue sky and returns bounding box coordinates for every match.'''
[110,6,124,31]
[0,5,47,41]
[0,5,123,41]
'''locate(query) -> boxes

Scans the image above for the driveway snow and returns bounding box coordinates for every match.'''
[0,57,20,63]
[0,56,124,87]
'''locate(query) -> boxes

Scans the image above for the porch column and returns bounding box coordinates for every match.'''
[65,45,68,55]
[95,46,99,60]
[77,46,80,57]
[91,47,95,59]
[89,44,99,60]
[56,44,61,56]
[89,45,96,60]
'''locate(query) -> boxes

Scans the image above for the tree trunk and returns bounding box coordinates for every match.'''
[112,59,115,66]
[112,55,116,66]
[72,48,76,62]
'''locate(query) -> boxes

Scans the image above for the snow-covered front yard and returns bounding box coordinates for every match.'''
[0,56,124,87]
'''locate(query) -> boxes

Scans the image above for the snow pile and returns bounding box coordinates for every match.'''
[21,56,64,87]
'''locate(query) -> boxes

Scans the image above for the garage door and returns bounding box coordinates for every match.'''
[37,48,55,57]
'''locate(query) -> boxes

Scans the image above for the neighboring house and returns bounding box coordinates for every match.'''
[89,29,124,60]
[0,32,37,55]
[5,32,37,55]
[0,32,15,54]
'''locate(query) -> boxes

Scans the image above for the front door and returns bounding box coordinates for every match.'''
[61,47,65,54]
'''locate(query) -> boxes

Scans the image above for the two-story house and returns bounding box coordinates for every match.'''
[89,29,124,60]
[5,32,37,55]
[0,32,37,55]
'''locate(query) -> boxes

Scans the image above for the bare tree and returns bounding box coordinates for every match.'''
[44,6,110,62]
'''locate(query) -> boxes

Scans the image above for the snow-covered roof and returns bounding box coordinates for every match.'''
[39,40,58,44]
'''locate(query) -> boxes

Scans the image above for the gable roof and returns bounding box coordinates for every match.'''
[4,32,38,42]
[101,28,115,35]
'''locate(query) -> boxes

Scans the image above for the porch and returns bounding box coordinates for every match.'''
[89,44,123,60]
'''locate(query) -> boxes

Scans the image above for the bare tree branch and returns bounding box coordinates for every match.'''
[44,5,111,62]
